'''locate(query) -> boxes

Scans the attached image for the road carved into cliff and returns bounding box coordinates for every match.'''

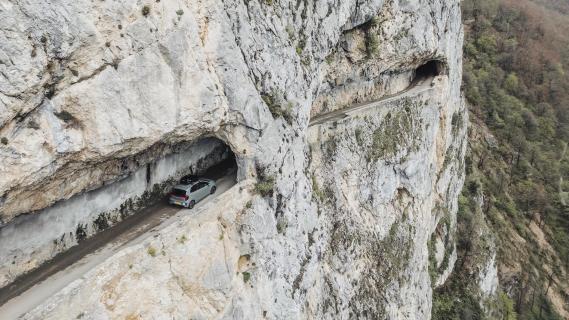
[309,76,435,127]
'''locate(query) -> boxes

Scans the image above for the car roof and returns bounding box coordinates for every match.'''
[173,179,211,190]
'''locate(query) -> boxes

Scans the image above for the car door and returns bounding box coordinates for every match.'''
[201,181,211,200]
[189,183,200,202]
[196,182,208,201]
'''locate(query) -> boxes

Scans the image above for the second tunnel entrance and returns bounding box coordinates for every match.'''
[414,60,447,82]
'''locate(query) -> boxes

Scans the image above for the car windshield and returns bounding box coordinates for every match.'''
[171,188,186,197]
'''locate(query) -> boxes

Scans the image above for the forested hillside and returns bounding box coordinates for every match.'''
[433,0,569,319]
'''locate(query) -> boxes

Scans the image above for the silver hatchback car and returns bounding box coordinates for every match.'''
[169,179,217,209]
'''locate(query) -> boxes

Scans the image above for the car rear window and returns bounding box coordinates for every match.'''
[171,188,186,197]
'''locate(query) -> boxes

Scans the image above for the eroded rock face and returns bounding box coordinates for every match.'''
[0,0,465,318]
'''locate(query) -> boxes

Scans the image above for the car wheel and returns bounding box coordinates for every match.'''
[210,186,217,194]
[188,200,195,209]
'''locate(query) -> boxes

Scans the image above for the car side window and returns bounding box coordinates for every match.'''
[191,182,203,192]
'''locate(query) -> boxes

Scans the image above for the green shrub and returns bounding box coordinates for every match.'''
[1,137,7,145]
[296,39,306,55]
[255,175,275,197]
[178,235,187,244]
[432,290,483,320]
[147,246,157,257]
[498,292,517,320]
[427,236,438,283]
[261,94,275,110]
[366,33,379,57]
[242,271,251,283]
[368,16,380,28]
[311,175,325,202]
[466,180,481,195]
[276,219,287,234]
[142,5,150,17]
[285,25,294,40]
[261,94,294,125]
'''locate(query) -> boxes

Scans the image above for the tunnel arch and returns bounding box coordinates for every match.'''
[177,136,238,183]
[413,60,447,82]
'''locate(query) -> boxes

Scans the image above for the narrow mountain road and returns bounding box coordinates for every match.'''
[0,172,237,319]
[309,76,435,127]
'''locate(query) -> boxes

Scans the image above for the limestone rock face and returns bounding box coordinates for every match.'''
[0,0,466,318]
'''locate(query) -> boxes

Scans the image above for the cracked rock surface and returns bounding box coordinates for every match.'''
[1,0,466,318]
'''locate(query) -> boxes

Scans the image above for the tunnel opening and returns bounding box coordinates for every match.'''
[413,60,447,82]
[0,136,238,292]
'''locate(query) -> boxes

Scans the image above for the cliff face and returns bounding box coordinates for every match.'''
[0,0,466,318]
